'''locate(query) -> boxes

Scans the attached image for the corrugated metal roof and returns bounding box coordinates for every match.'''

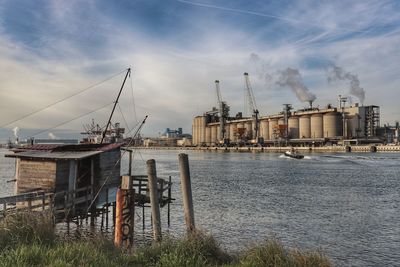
[6,150,103,160]
[12,143,124,153]
[7,142,124,160]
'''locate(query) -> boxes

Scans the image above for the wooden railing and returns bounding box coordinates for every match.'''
[0,186,93,220]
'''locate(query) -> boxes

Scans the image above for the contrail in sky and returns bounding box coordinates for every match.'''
[176,0,369,33]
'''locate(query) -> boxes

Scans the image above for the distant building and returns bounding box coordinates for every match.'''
[142,127,192,147]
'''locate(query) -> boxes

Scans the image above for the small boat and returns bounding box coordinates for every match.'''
[283,149,304,159]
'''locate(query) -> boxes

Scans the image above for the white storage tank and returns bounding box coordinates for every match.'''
[210,125,218,145]
[269,119,278,140]
[245,121,252,138]
[323,112,342,138]
[216,125,221,142]
[260,120,269,140]
[299,115,311,138]
[288,117,299,139]
[199,116,206,144]
[205,126,211,146]
[229,123,236,143]
[310,114,323,138]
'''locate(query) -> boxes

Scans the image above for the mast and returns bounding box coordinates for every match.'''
[101,68,131,144]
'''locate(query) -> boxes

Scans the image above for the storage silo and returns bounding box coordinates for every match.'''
[269,119,278,140]
[205,126,211,146]
[192,118,197,145]
[229,123,236,143]
[210,125,218,145]
[199,116,206,144]
[310,114,323,138]
[278,118,285,125]
[299,115,311,138]
[216,125,221,142]
[288,116,299,139]
[260,120,269,140]
[323,112,342,138]
[245,121,252,138]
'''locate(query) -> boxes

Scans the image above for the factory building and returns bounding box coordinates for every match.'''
[192,102,382,147]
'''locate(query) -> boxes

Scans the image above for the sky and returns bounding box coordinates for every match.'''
[0,0,399,141]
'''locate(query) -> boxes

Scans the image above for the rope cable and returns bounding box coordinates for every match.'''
[25,102,114,139]
[0,68,127,129]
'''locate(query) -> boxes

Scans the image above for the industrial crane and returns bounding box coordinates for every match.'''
[215,80,230,145]
[244,73,261,145]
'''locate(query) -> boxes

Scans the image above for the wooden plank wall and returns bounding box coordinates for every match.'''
[17,160,56,194]
[97,149,121,187]
[56,161,70,192]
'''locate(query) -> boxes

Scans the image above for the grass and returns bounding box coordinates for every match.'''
[0,212,331,267]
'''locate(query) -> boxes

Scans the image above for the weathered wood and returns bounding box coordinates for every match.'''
[147,159,162,242]
[178,153,195,232]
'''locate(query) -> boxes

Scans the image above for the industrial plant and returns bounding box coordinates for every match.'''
[192,73,395,147]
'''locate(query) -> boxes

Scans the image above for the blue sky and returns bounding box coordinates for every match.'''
[0,0,399,140]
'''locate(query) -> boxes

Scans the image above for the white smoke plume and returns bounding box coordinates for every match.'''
[12,127,19,138]
[326,65,365,104]
[275,68,317,103]
[48,132,58,139]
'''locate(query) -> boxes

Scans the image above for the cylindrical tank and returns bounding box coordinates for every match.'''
[192,118,197,145]
[278,118,285,125]
[199,116,206,144]
[310,114,323,138]
[245,122,252,139]
[323,112,342,138]
[288,117,299,139]
[260,120,269,140]
[237,123,245,141]
[216,125,221,142]
[229,123,236,143]
[205,126,211,146]
[269,119,278,140]
[299,115,311,138]
[210,125,218,145]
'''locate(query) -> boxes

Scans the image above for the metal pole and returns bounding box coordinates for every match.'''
[101,68,131,144]
[178,153,195,232]
[147,159,162,242]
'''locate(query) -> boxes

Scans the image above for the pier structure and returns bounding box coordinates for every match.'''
[0,144,174,233]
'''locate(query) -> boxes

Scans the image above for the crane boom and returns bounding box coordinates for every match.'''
[244,73,260,143]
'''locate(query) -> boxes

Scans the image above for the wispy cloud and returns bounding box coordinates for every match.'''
[0,0,399,140]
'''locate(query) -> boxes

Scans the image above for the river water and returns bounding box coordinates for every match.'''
[1,148,399,266]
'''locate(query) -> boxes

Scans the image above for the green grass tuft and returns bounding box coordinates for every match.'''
[0,213,331,267]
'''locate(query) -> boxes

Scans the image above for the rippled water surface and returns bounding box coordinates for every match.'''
[1,148,399,266]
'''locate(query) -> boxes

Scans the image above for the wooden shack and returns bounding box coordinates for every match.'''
[6,143,123,207]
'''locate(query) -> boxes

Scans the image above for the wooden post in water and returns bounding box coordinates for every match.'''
[178,153,195,232]
[147,159,162,242]
[114,188,123,247]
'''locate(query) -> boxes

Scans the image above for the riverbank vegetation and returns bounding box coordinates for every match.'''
[0,212,331,267]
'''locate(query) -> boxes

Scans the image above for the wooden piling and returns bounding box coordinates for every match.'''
[114,188,123,247]
[146,159,162,242]
[178,153,195,232]
[168,176,171,227]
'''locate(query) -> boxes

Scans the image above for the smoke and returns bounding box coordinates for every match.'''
[48,132,58,139]
[326,65,365,104]
[275,68,317,103]
[12,127,19,138]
